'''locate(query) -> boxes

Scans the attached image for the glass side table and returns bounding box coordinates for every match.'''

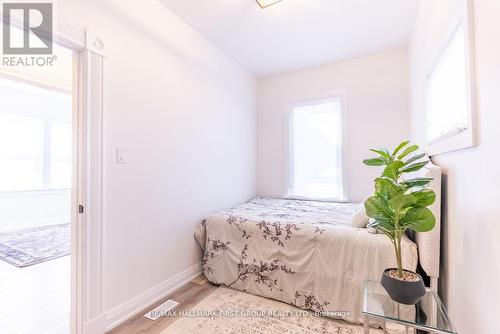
[362,280,457,334]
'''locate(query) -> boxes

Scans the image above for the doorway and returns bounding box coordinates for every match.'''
[1,14,105,332]
[0,42,75,334]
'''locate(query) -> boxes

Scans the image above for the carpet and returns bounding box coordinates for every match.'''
[0,223,70,267]
[161,286,384,334]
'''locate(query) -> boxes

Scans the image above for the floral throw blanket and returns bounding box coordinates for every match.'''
[194,198,418,324]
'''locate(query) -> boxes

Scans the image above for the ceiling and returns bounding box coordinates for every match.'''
[158,0,419,77]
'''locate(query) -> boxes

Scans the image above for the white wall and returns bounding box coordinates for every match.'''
[410,1,500,333]
[257,51,410,202]
[53,0,257,321]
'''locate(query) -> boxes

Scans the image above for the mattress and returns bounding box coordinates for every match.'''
[194,198,418,324]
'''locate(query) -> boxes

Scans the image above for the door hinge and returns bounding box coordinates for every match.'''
[79,205,84,214]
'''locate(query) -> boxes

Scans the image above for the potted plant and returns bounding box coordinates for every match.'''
[363,140,436,305]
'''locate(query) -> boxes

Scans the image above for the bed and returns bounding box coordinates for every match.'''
[194,163,441,324]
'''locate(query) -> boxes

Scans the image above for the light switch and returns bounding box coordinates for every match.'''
[116,148,127,164]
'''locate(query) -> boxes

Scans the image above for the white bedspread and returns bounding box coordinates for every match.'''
[194,198,418,324]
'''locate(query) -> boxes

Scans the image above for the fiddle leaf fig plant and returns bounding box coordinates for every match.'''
[363,140,436,278]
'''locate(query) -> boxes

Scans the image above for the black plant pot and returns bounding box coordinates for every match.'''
[381,268,426,305]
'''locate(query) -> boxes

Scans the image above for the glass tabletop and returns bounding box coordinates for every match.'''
[362,280,457,333]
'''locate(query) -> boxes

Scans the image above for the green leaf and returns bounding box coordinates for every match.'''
[400,207,436,232]
[401,178,433,188]
[364,197,393,221]
[412,189,436,207]
[392,140,409,157]
[401,161,429,173]
[370,218,394,229]
[404,153,426,165]
[363,157,387,166]
[389,194,417,212]
[375,177,404,201]
[397,145,419,159]
[370,148,391,159]
[382,161,404,180]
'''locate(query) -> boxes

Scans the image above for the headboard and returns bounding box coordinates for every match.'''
[408,161,442,289]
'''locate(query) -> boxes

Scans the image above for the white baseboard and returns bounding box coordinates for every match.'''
[105,263,202,332]
[84,314,107,334]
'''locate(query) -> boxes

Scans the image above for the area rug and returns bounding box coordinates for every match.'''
[0,223,70,267]
[161,286,384,334]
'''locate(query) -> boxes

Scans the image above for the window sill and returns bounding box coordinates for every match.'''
[426,127,476,156]
[427,127,467,145]
[0,188,71,198]
[284,195,348,203]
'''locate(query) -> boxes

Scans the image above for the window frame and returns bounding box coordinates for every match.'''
[425,0,477,156]
[283,90,348,202]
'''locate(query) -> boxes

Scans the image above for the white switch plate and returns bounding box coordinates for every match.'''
[116,148,127,164]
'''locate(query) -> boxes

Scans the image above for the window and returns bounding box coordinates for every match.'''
[287,96,344,201]
[0,77,72,191]
[427,23,468,143]
[0,113,45,190]
[50,121,73,188]
[425,7,476,156]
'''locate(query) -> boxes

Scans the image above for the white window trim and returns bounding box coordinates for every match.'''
[283,90,348,202]
[425,0,477,156]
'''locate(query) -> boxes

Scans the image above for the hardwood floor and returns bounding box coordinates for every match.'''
[107,275,218,334]
[0,255,70,334]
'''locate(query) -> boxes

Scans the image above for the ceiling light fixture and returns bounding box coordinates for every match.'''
[256,0,283,9]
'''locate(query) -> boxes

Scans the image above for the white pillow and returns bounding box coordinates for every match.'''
[351,196,371,228]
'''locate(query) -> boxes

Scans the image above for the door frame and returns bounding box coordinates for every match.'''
[48,20,106,334]
[72,38,106,334]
